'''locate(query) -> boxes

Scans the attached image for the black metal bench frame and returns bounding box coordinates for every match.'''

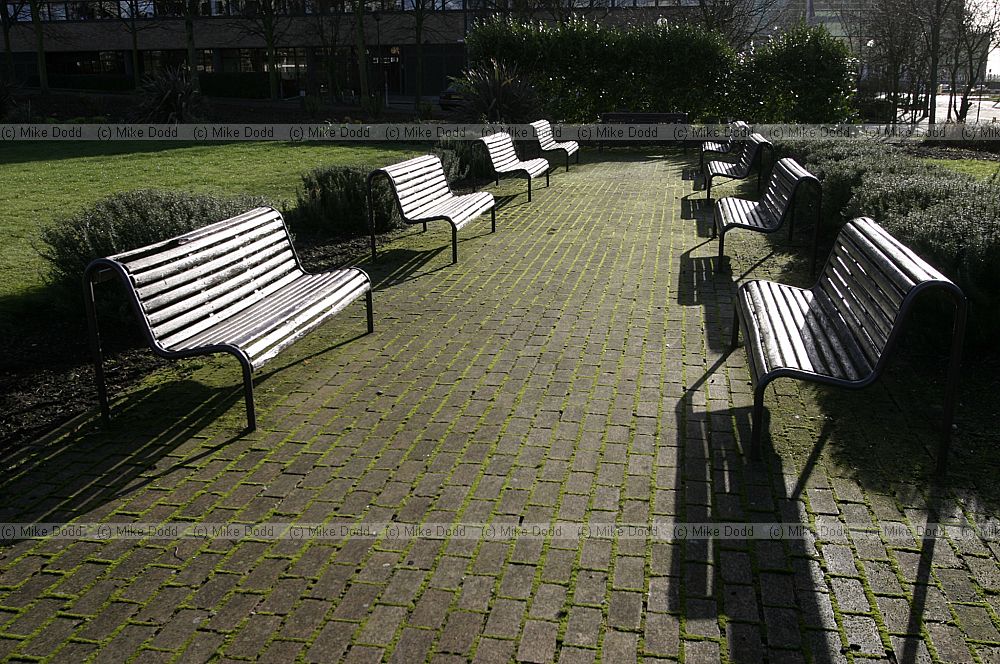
[597,111,689,152]
[368,154,496,264]
[732,217,966,475]
[480,132,551,202]
[530,119,580,172]
[713,156,822,272]
[699,120,750,173]
[704,133,773,200]
[84,207,374,431]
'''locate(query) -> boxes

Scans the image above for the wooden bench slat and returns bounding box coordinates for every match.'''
[370,154,496,263]
[84,206,373,431]
[713,157,820,270]
[145,249,298,331]
[733,216,967,473]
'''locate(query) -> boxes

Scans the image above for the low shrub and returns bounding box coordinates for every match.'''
[775,138,1000,346]
[39,190,270,295]
[293,165,399,238]
[435,139,491,181]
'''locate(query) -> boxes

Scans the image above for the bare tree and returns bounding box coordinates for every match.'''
[92,0,161,88]
[945,0,999,121]
[1,0,28,81]
[239,0,294,99]
[352,0,370,107]
[908,0,958,124]
[27,0,47,91]
[693,0,788,50]
[310,0,347,99]
[862,0,926,124]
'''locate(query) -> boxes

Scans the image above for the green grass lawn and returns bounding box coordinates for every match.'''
[0,141,420,307]
[926,157,1000,181]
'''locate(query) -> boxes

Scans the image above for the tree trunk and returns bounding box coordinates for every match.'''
[1,3,14,82]
[30,0,46,92]
[185,2,200,94]
[414,18,424,108]
[353,1,369,107]
[131,16,141,90]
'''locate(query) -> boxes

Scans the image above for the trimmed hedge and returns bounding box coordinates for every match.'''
[465,17,853,123]
[466,16,737,122]
[775,139,1000,346]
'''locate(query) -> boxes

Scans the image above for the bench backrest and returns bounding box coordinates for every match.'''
[760,157,818,222]
[530,120,559,150]
[374,154,453,220]
[816,217,960,373]
[481,132,522,170]
[724,120,752,148]
[599,112,689,123]
[89,207,300,349]
[734,134,771,175]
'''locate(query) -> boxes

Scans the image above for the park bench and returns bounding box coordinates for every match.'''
[704,133,773,200]
[597,111,689,151]
[699,120,751,173]
[732,217,966,474]
[530,119,580,172]
[83,206,373,431]
[368,154,496,264]
[480,132,550,202]
[713,157,822,272]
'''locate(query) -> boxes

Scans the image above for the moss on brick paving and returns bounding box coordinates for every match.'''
[1,149,998,663]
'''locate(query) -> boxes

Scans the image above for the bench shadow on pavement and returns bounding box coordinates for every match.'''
[672,355,852,663]
[676,247,737,352]
[680,195,714,238]
[0,380,244,533]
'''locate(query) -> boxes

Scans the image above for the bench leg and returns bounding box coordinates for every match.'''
[750,386,766,460]
[731,305,741,348]
[451,225,458,264]
[365,290,374,334]
[241,361,257,432]
[937,297,968,476]
[491,206,496,233]
[545,170,550,187]
[576,151,580,164]
[84,276,111,425]
[706,176,713,201]
[422,222,427,233]
[527,177,532,202]
[717,230,727,272]
[565,153,570,172]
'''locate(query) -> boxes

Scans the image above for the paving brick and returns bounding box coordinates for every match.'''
[516,620,557,663]
[5,152,1000,664]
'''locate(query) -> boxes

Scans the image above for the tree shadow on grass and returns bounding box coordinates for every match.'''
[0,141,226,166]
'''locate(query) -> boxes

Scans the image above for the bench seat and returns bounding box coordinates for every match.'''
[714,157,821,271]
[84,207,373,431]
[733,217,967,473]
[699,120,750,173]
[704,133,772,200]
[530,119,580,172]
[369,154,496,263]
[481,132,550,201]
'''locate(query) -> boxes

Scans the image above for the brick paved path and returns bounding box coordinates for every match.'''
[2,152,999,663]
